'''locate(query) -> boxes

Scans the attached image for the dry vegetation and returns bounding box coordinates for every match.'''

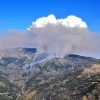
[82,64,100,78]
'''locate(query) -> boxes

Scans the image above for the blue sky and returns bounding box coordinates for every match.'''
[0,0,100,34]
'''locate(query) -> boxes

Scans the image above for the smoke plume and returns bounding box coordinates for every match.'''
[0,14,100,58]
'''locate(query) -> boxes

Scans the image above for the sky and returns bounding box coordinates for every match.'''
[0,0,100,34]
[0,0,100,58]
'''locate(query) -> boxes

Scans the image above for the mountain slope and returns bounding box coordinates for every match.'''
[0,48,100,100]
[20,64,100,100]
[24,55,100,91]
[0,75,20,100]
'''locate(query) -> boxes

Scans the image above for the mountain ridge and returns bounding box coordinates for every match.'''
[0,47,100,100]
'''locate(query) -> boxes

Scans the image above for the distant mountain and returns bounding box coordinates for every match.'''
[0,48,100,100]
[21,48,37,53]
[65,54,97,62]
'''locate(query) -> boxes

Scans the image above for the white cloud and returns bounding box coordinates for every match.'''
[27,14,87,30]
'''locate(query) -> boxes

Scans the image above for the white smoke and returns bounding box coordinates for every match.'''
[22,52,57,69]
